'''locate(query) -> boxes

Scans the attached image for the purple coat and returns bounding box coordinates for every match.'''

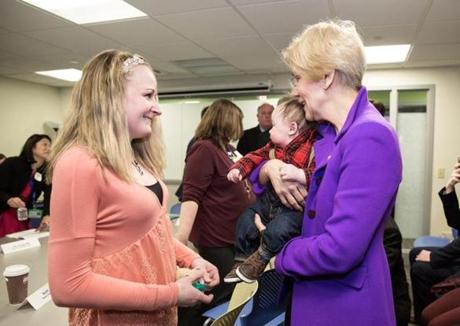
[252,87,402,325]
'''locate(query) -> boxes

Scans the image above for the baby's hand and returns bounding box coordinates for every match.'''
[227,169,242,183]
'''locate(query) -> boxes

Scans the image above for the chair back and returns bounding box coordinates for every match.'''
[239,269,287,326]
[211,281,258,326]
[169,203,181,220]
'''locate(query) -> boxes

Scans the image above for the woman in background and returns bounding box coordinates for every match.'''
[48,50,218,325]
[176,99,254,326]
[0,134,51,236]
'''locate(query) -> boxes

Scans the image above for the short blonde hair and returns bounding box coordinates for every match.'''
[48,49,164,182]
[195,99,243,150]
[277,96,308,130]
[283,19,365,90]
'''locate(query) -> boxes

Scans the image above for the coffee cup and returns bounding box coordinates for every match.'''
[3,264,30,304]
[17,207,28,221]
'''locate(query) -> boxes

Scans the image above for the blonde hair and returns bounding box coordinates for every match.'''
[276,96,308,130]
[283,19,365,90]
[48,49,164,182]
[195,99,243,151]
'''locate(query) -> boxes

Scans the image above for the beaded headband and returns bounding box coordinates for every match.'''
[122,54,145,73]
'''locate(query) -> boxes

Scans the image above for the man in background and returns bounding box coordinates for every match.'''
[237,103,274,155]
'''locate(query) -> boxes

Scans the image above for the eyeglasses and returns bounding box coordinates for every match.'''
[289,74,301,88]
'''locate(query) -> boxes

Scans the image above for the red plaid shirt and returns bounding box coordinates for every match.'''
[232,127,316,189]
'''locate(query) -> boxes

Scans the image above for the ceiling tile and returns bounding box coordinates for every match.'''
[229,0,281,5]
[333,0,429,27]
[155,7,257,40]
[0,1,72,32]
[148,42,214,61]
[24,26,126,57]
[197,36,284,71]
[361,25,417,45]
[87,18,186,47]
[409,43,460,61]
[425,0,460,22]
[0,33,70,58]
[417,21,460,45]
[237,0,330,34]
[264,33,295,51]
[126,0,229,16]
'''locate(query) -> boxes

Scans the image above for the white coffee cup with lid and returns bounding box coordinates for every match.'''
[3,264,30,304]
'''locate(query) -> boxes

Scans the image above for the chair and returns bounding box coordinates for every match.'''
[413,228,459,248]
[207,281,258,326]
[203,269,286,326]
[169,202,181,221]
[238,269,287,326]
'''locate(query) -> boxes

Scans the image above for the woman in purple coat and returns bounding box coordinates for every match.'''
[252,20,402,325]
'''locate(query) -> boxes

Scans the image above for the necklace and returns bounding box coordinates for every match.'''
[132,160,144,176]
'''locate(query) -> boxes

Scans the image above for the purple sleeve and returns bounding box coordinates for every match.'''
[248,160,268,196]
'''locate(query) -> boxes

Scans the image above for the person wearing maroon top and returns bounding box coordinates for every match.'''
[176,99,254,326]
[224,96,316,284]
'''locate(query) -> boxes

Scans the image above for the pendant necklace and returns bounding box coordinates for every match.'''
[132,160,144,176]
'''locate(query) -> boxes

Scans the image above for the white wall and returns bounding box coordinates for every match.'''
[0,76,63,157]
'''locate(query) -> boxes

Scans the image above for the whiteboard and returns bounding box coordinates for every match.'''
[160,97,279,180]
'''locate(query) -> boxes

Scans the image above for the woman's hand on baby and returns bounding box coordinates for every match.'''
[177,269,214,307]
[227,169,242,183]
[191,258,220,288]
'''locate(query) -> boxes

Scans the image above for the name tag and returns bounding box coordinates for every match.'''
[1,238,40,254]
[34,172,42,182]
[28,208,43,219]
[24,283,51,310]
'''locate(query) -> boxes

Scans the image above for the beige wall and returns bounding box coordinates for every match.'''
[1,66,460,236]
[0,76,63,157]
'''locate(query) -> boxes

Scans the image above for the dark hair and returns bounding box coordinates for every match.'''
[370,100,386,117]
[201,106,209,118]
[19,134,51,163]
[0,153,5,160]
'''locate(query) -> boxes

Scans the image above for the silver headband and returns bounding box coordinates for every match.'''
[122,54,145,73]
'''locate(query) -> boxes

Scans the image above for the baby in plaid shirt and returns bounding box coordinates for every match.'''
[224,95,316,284]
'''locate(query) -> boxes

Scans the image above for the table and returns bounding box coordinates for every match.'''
[0,237,67,325]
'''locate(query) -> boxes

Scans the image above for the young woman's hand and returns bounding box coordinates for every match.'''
[177,269,214,307]
[191,258,220,288]
[7,197,26,208]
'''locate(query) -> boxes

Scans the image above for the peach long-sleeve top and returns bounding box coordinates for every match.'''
[48,145,199,325]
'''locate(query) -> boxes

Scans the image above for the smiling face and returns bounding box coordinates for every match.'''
[291,73,325,122]
[123,65,160,140]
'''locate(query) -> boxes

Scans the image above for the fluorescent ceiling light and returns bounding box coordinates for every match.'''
[22,0,147,24]
[364,44,411,64]
[184,100,201,104]
[36,69,82,82]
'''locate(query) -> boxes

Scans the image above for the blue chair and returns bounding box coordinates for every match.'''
[413,228,459,248]
[239,269,286,326]
[169,203,181,221]
[203,269,286,326]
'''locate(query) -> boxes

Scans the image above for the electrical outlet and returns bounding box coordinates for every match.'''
[437,168,445,179]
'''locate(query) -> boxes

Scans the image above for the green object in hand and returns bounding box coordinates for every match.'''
[192,280,208,292]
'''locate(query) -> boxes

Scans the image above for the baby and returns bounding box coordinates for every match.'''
[224,95,316,283]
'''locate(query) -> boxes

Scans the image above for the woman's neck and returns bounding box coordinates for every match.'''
[324,86,359,133]
[31,157,44,171]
